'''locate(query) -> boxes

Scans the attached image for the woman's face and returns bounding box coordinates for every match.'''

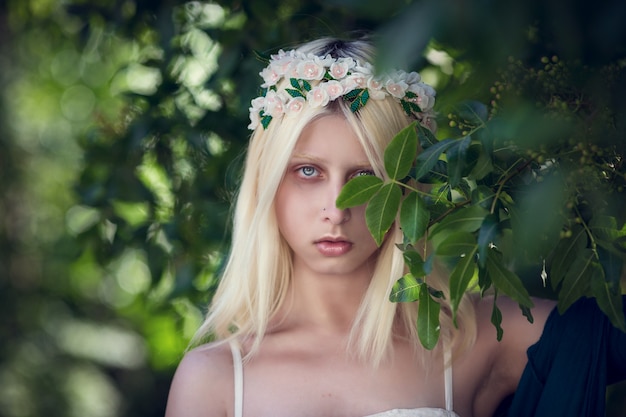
[275,115,380,278]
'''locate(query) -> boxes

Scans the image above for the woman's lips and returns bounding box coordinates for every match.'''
[315,239,353,256]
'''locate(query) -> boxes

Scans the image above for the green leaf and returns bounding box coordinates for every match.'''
[589,215,626,256]
[519,304,534,323]
[456,100,489,127]
[415,160,448,183]
[590,268,626,332]
[365,183,402,246]
[261,115,272,129]
[477,214,498,268]
[471,185,496,210]
[336,175,383,209]
[400,191,429,244]
[418,283,441,350]
[384,122,418,180]
[589,215,626,240]
[436,232,477,257]
[468,147,494,181]
[549,225,587,290]
[446,136,471,188]
[449,248,477,324]
[343,88,362,100]
[491,297,504,341]
[289,78,300,89]
[557,248,595,313]
[478,264,492,295]
[285,88,305,98]
[414,138,455,180]
[350,97,361,113]
[430,204,489,238]
[416,123,438,149]
[389,273,421,302]
[403,249,427,277]
[597,245,624,288]
[485,249,533,308]
[361,89,370,106]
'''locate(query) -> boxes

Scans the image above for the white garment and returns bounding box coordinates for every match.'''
[228,341,460,417]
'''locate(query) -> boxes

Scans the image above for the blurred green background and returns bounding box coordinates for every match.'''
[1,0,625,416]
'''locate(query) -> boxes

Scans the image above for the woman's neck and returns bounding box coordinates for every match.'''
[274,266,373,335]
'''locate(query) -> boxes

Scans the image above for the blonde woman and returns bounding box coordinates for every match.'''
[165,37,625,417]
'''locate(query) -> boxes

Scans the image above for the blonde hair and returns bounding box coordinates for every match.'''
[190,37,476,364]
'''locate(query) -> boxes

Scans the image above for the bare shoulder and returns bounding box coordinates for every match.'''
[461,296,555,416]
[165,341,234,417]
[473,295,555,350]
[475,295,556,376]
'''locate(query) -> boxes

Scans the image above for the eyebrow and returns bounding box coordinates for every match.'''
[289,153,372,168]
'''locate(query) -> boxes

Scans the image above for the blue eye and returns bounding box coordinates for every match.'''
[299,166,317,177]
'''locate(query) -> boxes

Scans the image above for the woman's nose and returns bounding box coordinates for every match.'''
[322,205,350,225]
[322,182,351,225]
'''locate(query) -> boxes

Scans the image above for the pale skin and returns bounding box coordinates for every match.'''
[165,115,557,417]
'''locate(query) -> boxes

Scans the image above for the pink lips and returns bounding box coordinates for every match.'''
[315,237,353,256]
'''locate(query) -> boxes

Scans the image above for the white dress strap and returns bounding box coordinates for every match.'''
[229,340,244,417]
[443,343,453,412]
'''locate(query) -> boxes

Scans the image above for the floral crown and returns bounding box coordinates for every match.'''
[248,48,437,131]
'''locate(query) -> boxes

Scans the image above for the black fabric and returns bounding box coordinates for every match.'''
[504,296,626,417]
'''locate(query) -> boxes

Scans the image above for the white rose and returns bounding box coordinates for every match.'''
[307,86,330,107]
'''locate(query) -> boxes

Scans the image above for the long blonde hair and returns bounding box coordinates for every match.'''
[190,37,476,364]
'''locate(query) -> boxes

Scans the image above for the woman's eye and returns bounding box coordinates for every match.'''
[353,169,376,178]
[298,166,318,177]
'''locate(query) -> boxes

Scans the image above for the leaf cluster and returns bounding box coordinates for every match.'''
[338,85,626,348]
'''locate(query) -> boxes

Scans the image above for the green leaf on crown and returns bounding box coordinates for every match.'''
[344,88,370,113]
[260,112,272,129]
[285,88,305,98]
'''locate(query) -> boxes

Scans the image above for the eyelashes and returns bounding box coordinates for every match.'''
[352,169,376,178]
[294,165,376,181]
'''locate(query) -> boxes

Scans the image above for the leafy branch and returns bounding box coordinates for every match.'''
[337,55,626,347]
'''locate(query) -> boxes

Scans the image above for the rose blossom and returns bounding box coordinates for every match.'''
[385,79,409,98]
[248,111,260,130]
[329,57,355,79]
[286,97,305,115]
[324,80,344,100]
[367,77,386,100]
[297,59,326,80]
[260,66,281,88]
[263,90,285,117]
[344,73,367,89]
[306,86,330,107]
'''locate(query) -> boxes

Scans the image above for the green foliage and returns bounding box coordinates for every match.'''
[339,65,626,346]
[3,0,626,414]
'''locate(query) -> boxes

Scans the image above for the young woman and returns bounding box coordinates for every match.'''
[164,37,626,417]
